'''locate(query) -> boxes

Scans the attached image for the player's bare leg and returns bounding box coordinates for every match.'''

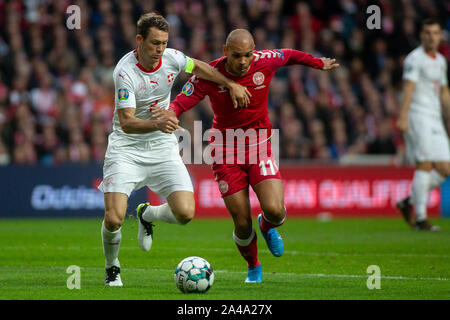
[140,190,194,224]
[253,179,285,225]
[253,179,285,257]
[223,189,262,283]
[103,192,128,286]
[166,191,195,224]
[137,191,195,251]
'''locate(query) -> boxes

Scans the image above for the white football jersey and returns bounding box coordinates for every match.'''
[112,48,190,144]
[403,46,448,118]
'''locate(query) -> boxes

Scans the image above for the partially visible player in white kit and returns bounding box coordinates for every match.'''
[396,19,450,231]
[98,13,251,286]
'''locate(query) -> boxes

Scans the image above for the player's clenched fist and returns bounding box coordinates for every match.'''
[152,107,182,133]
[156,115,181,133]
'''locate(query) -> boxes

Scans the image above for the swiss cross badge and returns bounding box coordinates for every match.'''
[167,73,174,83]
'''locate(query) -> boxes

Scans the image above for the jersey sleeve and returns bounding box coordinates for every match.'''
[170,75,208,117]
[264,49,324,71]
[114,69,136,109]
[165,48,194,74]
[403,54,420,83]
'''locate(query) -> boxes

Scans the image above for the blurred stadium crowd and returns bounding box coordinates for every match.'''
[0,0,449,165]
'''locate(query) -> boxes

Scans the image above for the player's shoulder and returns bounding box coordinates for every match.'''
[208,56,225,68]
[163,48,187,64]
[404,46,424,64]
[113,51,136,80]
[436,52,447,66]
[164,47,185,58]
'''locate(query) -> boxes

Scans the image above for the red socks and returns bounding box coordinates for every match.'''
[233,228,261,268]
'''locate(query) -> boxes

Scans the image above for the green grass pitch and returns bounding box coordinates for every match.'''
[0,217,449,300]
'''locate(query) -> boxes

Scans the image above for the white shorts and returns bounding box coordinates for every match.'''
[405,111,450,163]
[98,134,193,198]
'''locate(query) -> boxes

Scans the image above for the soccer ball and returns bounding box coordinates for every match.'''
[174,256,214,293]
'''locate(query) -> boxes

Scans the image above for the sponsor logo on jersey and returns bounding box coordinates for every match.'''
[182,82,194,96]
[118,88,129,101]
[253,72,265,85]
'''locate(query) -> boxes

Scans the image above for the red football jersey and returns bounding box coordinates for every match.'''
[170,49,324,132]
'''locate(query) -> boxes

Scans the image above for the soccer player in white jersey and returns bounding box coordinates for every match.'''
[396,19,450,231]
[98,13,251,286]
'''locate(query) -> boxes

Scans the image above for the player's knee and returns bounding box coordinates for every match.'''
[262,202,285,224]
[104,209,124,231]
[173,202,195,225]
[233,216,253,235]
[443,167,450,177]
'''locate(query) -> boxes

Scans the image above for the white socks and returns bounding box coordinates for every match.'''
[233,228,256,246]
[411,170,431,222]
[101,220,121,268]
[410,170,446,222]
[142,203,180,224]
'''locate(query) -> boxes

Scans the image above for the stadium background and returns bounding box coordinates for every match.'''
[0,0,449,218]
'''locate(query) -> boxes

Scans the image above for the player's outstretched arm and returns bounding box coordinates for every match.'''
[189,58,251,108]
[118,108,181,134]
[396,80,416,133]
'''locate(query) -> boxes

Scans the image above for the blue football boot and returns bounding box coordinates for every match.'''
[245,264,262,283]
[257,213,284,257]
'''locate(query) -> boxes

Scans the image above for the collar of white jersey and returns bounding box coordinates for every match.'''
[420,46,437,60]
[133,49,163,73]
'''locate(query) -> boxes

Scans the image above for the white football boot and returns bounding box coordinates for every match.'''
[136,202,154,252]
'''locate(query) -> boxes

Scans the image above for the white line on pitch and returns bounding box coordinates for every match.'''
[2,245,450,259]
[1,265,449,282]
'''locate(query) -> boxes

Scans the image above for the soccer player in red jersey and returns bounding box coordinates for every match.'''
[153,29,339,282]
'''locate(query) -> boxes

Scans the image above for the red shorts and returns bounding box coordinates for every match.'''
[211,139,282,198]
